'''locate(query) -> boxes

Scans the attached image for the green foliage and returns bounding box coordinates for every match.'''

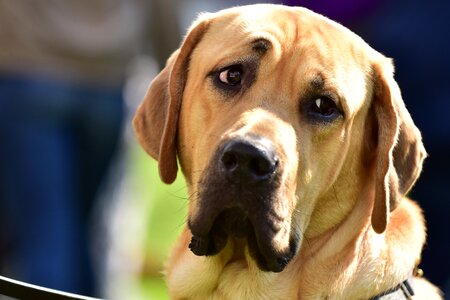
[129,146,188,299]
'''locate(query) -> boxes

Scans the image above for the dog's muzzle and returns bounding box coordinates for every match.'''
[188,135,300,273]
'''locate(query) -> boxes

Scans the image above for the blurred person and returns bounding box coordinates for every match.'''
[288,0,450,297]
[0,0,179,297]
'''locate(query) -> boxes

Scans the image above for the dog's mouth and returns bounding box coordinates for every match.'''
[188,136,300,272]
[188,206,300,273]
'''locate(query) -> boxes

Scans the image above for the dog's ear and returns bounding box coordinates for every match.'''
[370,60,427,233]
[133,17,211,184]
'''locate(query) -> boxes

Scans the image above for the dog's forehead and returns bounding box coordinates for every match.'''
[190,4,380,114]
[200,5,369,53]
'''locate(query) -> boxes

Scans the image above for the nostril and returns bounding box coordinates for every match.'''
[221,151,238,171]
[249,156,278,177]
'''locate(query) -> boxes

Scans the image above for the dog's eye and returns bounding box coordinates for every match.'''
[303,96,342,123]
[218,66,243,86]
[313,97,338,117]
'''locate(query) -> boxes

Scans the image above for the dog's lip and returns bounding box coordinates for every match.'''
[248,215,300,272]
[188,207,251,256]
[188,210,300,272]
[189,232,299,273]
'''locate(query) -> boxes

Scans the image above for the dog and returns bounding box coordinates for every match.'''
[133,4,442,299]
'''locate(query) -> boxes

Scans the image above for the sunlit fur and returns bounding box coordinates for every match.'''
[133,4,441,299]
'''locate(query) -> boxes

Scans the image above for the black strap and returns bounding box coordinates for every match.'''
[0,274,415,300]
[0,276,104,300]
[370,277,415,300]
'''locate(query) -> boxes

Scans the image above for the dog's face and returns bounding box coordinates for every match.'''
[178,7,373,272]
[134,5,425,273]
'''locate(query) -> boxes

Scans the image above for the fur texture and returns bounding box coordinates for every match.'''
[134,4,441,299]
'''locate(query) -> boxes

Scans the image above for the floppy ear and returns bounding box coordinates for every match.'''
[370,60,427,233]
[133,18,211,184]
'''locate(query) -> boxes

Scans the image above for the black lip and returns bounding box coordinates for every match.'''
[189,207,250,256]
[189,209,301,272]
[247,218,300,272]
[189,231,299,273]
[189,233,227,257]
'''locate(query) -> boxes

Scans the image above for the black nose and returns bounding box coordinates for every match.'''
[220,137,278,184]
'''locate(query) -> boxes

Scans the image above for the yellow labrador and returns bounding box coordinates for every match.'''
[133,4,442,299]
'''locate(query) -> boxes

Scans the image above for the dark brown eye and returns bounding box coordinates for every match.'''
[303,96,342,123]
[218,66,242,86]
[313,97,338,117]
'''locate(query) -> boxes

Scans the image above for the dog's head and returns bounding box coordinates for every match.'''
[133,5,426,272]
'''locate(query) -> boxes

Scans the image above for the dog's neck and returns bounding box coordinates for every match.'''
[286,184,424,299]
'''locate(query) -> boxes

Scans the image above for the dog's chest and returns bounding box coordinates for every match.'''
[170,259,296,299]
[212,262,296,300]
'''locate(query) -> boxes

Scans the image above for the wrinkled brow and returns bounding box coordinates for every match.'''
[251,38,271,55]
[310,73,325,90]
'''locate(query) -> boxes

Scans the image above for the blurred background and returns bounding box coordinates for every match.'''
[0,0,448,299]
